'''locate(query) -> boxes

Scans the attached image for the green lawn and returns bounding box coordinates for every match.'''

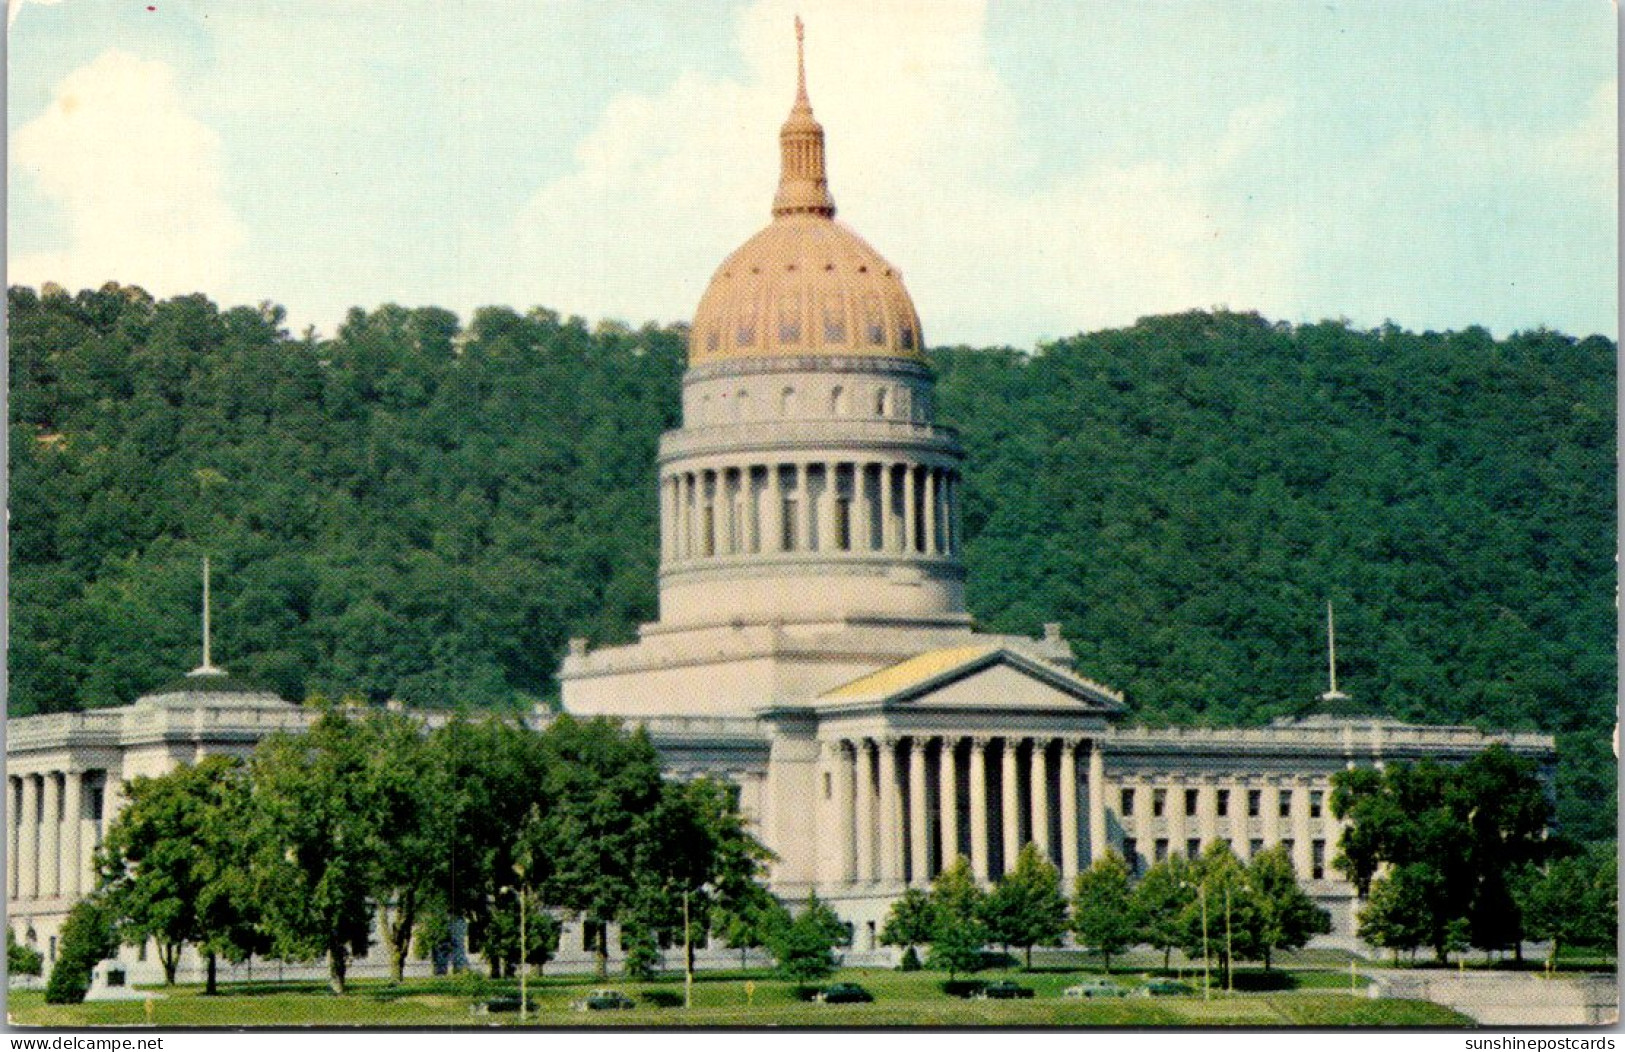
[8,967,1473,1028]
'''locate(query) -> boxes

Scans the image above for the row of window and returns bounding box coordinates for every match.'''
[700,291,915,352]
[1120,837,1328,879]
[696,383,928,423]
[1118,786,1325,820]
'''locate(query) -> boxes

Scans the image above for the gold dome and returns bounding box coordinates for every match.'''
[689,19,925,367]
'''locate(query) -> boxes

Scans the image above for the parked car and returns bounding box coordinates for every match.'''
[976,980,1035,1000]
[815,983,874,1003]
[1062,979,1128,999]
[1137,979,1195,997]
[571,989,636,1011]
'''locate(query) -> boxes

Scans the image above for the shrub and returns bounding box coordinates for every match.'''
[7,929,42,977]
[44,899,118,1005]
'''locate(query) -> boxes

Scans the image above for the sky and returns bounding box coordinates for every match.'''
[7,0,1618,347]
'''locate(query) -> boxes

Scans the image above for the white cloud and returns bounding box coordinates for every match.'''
[10,50,245,299]
[7,0,63,30]
[501,0,1294,344]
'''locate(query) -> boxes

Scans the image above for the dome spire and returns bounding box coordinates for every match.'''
[795,14,808,103]
[772,15,836,219]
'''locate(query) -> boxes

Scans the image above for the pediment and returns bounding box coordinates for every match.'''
[818,645,1124,715]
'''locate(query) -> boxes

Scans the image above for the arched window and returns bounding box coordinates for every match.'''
[863,295,886,346]
[830,385,845,415]
[780,387,797,416]
[875,388,890,417]
[777,292,802,344]
[823,292,847,343]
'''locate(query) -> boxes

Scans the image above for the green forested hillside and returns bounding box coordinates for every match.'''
[8,286,1615,836]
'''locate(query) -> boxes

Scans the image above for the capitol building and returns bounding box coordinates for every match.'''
[7,26,1554,979]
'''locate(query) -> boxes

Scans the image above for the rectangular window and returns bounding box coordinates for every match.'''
[1309,790,1324,818]
[1152,789,1166,818]
[1312,839,1326,880]
[1281,839,1295,864]
[1249,838,1264,858]
[1186,838,1201,860]
[138,939,147,962]
[834,498,851,551]
[1119,788,1135,817]
[1123,838,1139,874]
[1184,789,1199,817]
[1279,790,1293,818]
[1247,789,1261,818]
[1216,789,1230,817]
[823,772,832,799]
[702,505,716,557]
[1154,838,1169,863]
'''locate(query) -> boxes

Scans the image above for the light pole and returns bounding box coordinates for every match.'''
[509,859,531,1023]
[683,887,693,1011]
[1224,884,1233,995]
[682,882,714,1010]
[1200,880,1211,1001]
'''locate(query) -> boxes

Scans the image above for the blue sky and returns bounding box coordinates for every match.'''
[8,0,1617,346]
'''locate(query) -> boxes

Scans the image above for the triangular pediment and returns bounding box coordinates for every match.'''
[818,645,1124,715]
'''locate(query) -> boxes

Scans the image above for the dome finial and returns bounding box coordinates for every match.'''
[795,15,807,102]
[772,16,836,218]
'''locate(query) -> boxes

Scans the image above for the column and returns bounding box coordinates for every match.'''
[1229,779,1248,858]
[796,462,813,552]
[79,775,98,899]
[719,468,737,555]
[62,772,83,901]
[837,743,856,883]
[1032,739,1052,864]
[767,464,784,554]
[858,464,876,552]
[1198,782,1218,848]
[683,473,697,558]
[969,738,990,884]
[1000,738,1020,876]
[908,738,928,885]
[1291,780,1312,876]
[818,462,838,553]
[880,465,897,552]
[7,777,19,900]
[1134,776,1154,870]
[903,465,918,553]
[939,738,960,869]
[659,477,672,560]
[19,775,38,900]
[1059,741,1079,884]
[855,740,875,881]
[924,468,939,555]
[41,773,60,899]
[877,738,900,883]
[1088,740,1107,865]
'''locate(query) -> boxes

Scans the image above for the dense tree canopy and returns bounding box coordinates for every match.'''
[9,285,1614,835]
[1331,745,1558,963]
